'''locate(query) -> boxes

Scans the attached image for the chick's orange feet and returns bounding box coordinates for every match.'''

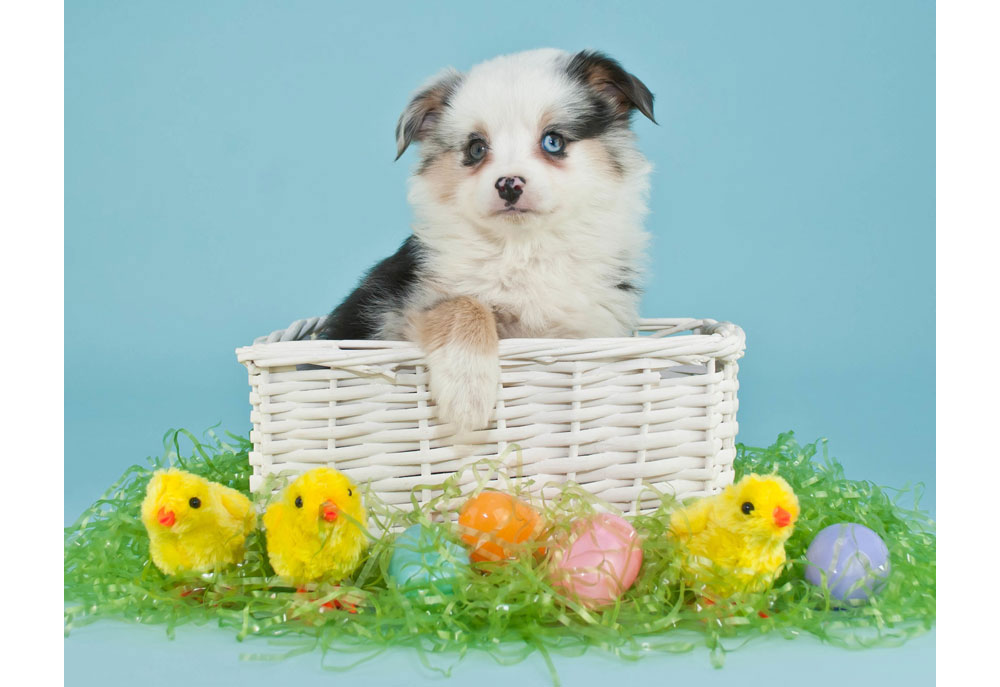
[296,586,358,614]
[696,596,771,620]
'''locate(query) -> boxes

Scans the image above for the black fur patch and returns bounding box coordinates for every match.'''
[565,50,656,125]
[614,262,642,294]
[314,236,424,340]
[558,95,618,142]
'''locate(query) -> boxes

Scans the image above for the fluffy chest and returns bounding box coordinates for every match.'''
[150,525,242,571]
[422,236,638,338]
[690,527,787,575]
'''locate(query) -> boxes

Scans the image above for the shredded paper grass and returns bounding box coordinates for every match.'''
[65,428,935,682]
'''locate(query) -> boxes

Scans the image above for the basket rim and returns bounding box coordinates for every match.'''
[236,316,746,367]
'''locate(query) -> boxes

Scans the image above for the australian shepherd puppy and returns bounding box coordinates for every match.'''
[315,48,655,431]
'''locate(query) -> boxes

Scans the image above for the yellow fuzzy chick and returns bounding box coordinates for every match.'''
[669,473,800,598]
[263,467,368,585]
[140,468,256,575]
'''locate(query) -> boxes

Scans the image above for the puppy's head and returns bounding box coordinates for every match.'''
[397,49,655,234]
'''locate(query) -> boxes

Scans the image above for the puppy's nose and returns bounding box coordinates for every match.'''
[495,176,525,204]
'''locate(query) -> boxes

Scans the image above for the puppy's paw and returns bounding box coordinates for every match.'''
[425,345,499,432]
[410,296,500,432]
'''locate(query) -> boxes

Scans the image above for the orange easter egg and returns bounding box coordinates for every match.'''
[458,491,544,563]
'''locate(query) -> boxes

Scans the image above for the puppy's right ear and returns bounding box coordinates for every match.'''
[395,68,463,160]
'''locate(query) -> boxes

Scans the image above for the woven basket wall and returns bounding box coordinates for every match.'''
[236,317,746,516]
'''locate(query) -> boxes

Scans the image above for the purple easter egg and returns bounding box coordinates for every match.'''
[805,523,890,602]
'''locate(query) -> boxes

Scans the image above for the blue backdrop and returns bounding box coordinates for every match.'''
[65,1,934,683]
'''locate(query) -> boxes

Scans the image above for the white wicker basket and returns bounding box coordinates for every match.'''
[236,317,745,516]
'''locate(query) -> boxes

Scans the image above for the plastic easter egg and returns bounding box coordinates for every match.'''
[549,513,643,607]
[388,524,467,596]
[805,523,891,602]
[458,491,544,563]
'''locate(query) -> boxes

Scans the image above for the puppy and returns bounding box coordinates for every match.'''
[315,48,655,431]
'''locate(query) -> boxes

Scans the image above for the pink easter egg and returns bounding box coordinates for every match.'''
[549,513,643,607]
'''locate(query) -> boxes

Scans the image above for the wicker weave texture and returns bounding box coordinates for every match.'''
[237,317,745,515]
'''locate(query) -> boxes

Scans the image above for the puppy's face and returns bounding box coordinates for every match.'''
[397,49,655,234]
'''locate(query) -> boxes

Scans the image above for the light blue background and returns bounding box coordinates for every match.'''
[65,1,935,684]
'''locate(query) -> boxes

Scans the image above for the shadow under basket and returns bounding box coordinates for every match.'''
[236,317,746,516]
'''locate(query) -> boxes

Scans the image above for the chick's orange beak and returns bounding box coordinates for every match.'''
[773,506,791,528]
[157,506,176,528]
[320,500,339,522]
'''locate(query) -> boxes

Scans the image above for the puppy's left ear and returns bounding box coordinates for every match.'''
[395,68,463,160]
[567,50,656,124]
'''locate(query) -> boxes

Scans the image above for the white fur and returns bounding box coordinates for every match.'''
[390,49,653,428]
[423,342,500,433]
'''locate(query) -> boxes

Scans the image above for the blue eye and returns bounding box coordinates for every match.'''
[541,133,565,154]
[467,139,488,162]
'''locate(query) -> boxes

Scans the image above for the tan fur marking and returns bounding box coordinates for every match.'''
[413,297,499,355]
[576,138,622,176]
[580,63,632,119]
[535,147,566,169]
[421,156,461,204]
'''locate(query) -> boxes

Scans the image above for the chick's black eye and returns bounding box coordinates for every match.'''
[294,496,303,508]
[467,139,487,162]
[541,133,565,154]
[189,497,201,509]
[347,489,352,497]
[741,501,755,515]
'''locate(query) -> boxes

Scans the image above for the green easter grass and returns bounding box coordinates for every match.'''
[64,429,935,683]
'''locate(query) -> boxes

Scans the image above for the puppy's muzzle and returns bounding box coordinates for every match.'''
[495,176,525,204]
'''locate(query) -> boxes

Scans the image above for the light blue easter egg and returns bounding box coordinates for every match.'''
[387,524,467,596]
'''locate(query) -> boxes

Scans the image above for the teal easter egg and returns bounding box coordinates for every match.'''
[388,524,467,596]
